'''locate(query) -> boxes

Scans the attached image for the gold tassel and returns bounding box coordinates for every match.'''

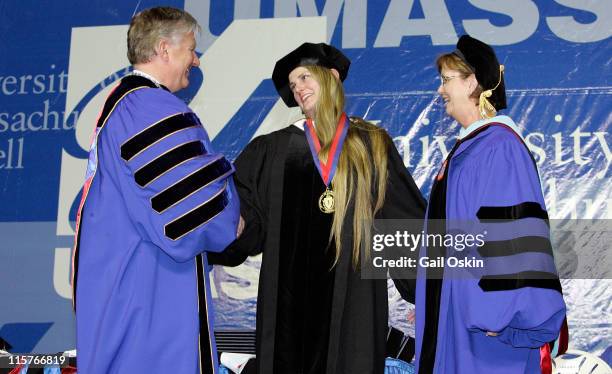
[479,64,505,119]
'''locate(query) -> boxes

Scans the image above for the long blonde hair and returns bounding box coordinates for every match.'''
[305,65,389,268]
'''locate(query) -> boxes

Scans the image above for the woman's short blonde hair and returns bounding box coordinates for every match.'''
[127,7,200,65]
[436,53,483,100]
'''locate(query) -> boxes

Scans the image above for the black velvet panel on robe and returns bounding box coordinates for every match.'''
[274,131,336,373]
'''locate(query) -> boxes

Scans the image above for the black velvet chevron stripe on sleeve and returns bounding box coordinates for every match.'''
[121,112,200,161]
[164,187,229,240]
[476,202,549,221]
[478,236,553,257]
[134,141,205,187]
[478,271,562,293]
[151,157,232,213]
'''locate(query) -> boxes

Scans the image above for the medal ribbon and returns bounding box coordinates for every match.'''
[303,113,348,186]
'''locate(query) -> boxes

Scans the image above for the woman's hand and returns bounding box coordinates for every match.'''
[237,216,245,237]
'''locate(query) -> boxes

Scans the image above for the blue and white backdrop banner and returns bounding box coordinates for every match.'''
[0,0,610,361]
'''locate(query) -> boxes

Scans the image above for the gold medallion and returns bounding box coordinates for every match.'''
[319,188,335,214]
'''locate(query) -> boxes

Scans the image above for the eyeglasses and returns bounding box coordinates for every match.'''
[439,75,462,86]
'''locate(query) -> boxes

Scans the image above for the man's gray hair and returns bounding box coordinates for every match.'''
[127,7,200,65]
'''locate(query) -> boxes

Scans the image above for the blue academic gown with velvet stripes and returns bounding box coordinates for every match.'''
[415,116,566,374]
[73,75,239,374]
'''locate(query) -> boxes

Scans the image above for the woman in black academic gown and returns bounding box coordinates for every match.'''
[209,42,426,374]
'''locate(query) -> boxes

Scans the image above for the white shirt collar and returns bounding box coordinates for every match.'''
[292,118,310,130]
[458,115,522,140]
[131,69,162,88]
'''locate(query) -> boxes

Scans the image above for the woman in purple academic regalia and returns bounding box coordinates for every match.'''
[414,35,569,374]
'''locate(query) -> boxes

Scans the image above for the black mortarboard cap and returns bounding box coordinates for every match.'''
[454,35,507,111]
[272,42,350,107]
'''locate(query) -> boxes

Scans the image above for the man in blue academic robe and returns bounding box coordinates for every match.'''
[72,7,240,373]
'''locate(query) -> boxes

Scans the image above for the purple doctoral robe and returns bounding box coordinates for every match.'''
[415,116,567,374]
[72,75,240,374]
